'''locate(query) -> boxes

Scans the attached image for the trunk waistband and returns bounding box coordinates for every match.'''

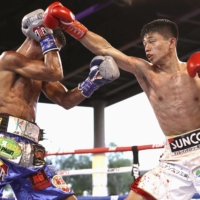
[0,113,41,143]
[167,128,200,156]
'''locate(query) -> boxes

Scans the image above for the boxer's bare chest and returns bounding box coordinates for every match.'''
[149,72,200,106]
[12,76,42,103]
[146,71,200,134]
[0,75,42,121]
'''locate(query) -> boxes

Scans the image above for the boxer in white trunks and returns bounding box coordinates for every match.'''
[42,2,200,200]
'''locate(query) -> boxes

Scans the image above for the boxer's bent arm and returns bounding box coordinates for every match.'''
[0,51,63,81]
[42,81,85,109]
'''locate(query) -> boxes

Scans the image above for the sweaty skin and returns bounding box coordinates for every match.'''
[80,31,200,137]
[0,65,41,122]
[78,29,200,200]
[0,38,85,123]
[0,37,83,200]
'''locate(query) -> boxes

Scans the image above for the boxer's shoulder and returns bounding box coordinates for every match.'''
[0,51,19,64]
[1,50,26,61]
[0,51,30,73]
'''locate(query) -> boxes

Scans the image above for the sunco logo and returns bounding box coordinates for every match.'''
[168,130,200,153]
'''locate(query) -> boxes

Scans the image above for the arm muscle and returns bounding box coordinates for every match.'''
[42,81,85,109]
[0,51,63,81]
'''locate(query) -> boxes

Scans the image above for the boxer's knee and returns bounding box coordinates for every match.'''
[63,195,77,200]
[125,190,146,200]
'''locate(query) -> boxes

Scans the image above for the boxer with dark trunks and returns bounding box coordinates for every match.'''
[0,8,120,200]
[42,2,200,200]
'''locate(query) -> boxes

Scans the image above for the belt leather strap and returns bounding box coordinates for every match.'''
[0,113,42,143]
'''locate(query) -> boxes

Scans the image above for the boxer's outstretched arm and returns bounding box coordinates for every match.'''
[80,31,134,72]
[43,2,149,76]
[0,50,63,82]
[81,31,151,77]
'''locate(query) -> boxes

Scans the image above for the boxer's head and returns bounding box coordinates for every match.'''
[141,19,179,65]
[53,29,66,49]
[32,29,66,56]
[140,19,179,41]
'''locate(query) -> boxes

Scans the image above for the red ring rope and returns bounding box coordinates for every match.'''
[46,144,164,156]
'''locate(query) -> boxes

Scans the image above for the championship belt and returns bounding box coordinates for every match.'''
[0,113,42,143]
[19,143,46,167]
[0,139,46,167]
[0,114,46,167]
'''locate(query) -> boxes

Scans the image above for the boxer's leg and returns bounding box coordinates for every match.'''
[125,190,146,200]
[10,164,76,200]
[64,195,77,200]
[127,174,157,200]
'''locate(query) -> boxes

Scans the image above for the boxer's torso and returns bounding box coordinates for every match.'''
[0,67,42,122]
[138,61,200,136]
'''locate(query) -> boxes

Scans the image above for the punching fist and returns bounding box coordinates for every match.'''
[43,2,88,40]
[78,56,120,98]
[22,9,59,54]
[187,52,200,78]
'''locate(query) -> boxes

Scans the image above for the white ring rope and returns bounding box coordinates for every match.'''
[57,166,151,176]
[46,144,200,199]
[58,166,133,176]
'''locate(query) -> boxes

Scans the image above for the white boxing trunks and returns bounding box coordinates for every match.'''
[130,128,200,200]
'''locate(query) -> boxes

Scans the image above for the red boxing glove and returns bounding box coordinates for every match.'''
[187,52,200,78]
[43,1,88,40]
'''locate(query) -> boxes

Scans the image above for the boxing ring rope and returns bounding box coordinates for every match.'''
[46,144,200,200]
[58,166,134,176]
[46,143,164,156]
[3,144,200,199]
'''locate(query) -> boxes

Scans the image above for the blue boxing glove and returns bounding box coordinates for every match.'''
[78,56,120,98]
[21,9,59,54]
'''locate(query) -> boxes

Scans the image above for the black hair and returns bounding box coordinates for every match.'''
[53,29,66,47]
[140,19,179,41]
